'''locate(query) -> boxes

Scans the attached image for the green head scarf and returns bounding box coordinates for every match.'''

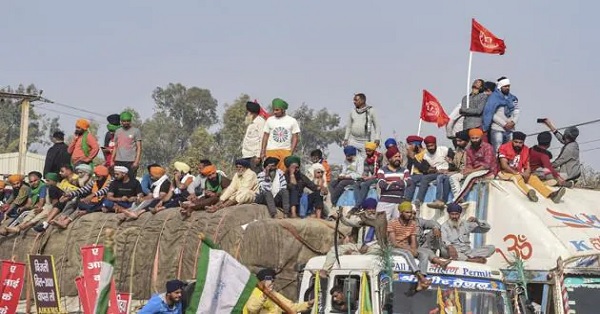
[284,155,301,168]
[272,98,289,110]
[107,124,120,132]
[44,173,59,182]
[120,111,133,121]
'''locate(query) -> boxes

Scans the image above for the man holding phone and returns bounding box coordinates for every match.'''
[540,118,582,182]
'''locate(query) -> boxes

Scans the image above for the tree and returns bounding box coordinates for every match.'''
[291,104,345,158]
[152,83,218,131]
[139,112,184,168]
[170,127,218,172]
[214,94,251,168]
[0,84,53,153]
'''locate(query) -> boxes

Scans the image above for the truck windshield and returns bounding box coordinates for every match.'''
[390,273,508,314]
[564,276,600,313]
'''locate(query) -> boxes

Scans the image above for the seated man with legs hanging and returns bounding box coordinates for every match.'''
[102,166,144,220]
[498,131,566,203]
[255,157,290,218]
[207,159,258,213]
[441,203,495,263]
[329,146,363,207]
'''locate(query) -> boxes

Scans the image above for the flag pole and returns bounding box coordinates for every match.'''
[417,119,423,137]
[465,51,473,109]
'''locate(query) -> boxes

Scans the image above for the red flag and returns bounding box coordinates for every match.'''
[470,19,506,55]
[420,90,450,127]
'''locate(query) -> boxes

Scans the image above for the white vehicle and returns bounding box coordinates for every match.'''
[298,255,513,313]
[420,180,600,313]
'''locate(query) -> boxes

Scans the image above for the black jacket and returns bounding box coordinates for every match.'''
[44,142,71,175]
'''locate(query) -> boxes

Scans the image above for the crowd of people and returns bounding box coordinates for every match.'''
[0,76,585,312]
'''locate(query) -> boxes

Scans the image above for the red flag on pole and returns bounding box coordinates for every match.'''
[420,90,450,127]
[470,18,506,55]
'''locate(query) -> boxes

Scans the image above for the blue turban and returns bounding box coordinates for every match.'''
[384,138,397,148]
[235,159,251,168]
[361,198,378,210]
[343,146,357,156]
[446,203,463,214]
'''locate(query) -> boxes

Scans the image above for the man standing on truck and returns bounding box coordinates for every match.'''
[343,93,381,160]
[243,268,313,314]
[440,203,495,263]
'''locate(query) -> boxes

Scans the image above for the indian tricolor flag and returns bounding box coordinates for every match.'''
[186,237,257,314]
[94,237,115,314]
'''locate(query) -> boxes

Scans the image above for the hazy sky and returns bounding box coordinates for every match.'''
[4,1,599,167]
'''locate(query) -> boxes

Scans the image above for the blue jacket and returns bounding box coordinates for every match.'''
[140,173,152,195]
[482,89,518,131]
[139,293,182,314]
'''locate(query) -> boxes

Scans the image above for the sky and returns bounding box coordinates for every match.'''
[3,0,599,167]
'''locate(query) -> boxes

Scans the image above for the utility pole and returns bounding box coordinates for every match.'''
[0,91,52,174]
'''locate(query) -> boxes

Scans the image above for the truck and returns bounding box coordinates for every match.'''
[298,254,513,313]
[418,180,600,313]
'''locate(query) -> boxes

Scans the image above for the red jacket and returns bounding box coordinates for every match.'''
[530,145,561,178]
[498,142,529,173]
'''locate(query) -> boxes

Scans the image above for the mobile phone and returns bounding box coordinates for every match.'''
[536,118,547,123]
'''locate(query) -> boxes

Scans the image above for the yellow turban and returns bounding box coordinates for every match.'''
[7,174,23,185]
[76,118,90,130]
[365,142,377,150]
[173,161,191,173]
[398,201,414,213]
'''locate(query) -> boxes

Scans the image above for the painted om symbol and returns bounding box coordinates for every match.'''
[494,234,533,264]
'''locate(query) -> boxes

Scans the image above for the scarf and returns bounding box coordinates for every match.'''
[365,151,381,174]
[355,105,373,140]
[81,130,90,157]
[91,176,111,203]
[30,182,46,206]
[151,175,169,198]
[205,175,223,194]
[270,170,283,196]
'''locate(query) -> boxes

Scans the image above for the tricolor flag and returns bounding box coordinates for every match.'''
[94,233,115,314]
[186,237,257,314]
[470,19,506,55]
[358,272,372,314]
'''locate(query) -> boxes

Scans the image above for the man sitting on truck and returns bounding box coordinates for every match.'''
[411,202,452,274]
[441,203,495,263]
[498,131,566,203]
[387,202,432,291]
[243,268,313,314]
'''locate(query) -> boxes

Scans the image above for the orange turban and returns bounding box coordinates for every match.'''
[149,166,166,177]
[7,174,23,185]
[200,165,217,177]
[94,165,109,177]
[76,119,90,130]
[0,181,5,189]
[468,128,484,138]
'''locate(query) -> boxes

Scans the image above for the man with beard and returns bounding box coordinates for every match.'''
[139,279,185,314]
[441,203,495,263]
[459,80,496,131]
[207,159,258,212]
[180,164,230,216]
[244,268,312,313]
[421,136,453,210]
[309,149,331,184]
[404,135,428,204]
[67,118,99,166]
[260,98,301,171]
[343,93,381,160]
[0,175,30,222]
[284,156,324,218]
[411,202,451,275]
[388,202,432,292]
[498,132,566,203]
[44,131,71,175]
[102,166,144,217]
[356,142,383,206]
[3,171,46,228]
[449,128,496,201]
[50,166,112,230]
[4,173,63,235]
[74,164,94,188]
[184,160,228,201]
[255,157,289,218]
[529,131,571,187]
[242,101,268,173]
[482,77,520,152]
[111,111,142,179]
[101,114,120,168]
[329,146,363,207]
[376,146,412,220]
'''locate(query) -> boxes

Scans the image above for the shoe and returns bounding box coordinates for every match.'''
[527,190,538,202]
[33,222,49,233]
[564,181,575,188]
[550,187,566,204]
[426,200,446,210]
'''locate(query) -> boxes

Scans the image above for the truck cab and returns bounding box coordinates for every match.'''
[298,255,512,314]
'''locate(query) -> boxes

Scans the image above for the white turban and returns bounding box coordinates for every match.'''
[305,163,326,181]
[75,163,93,174]
[114,166,129,174]
[497,78,510,89]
